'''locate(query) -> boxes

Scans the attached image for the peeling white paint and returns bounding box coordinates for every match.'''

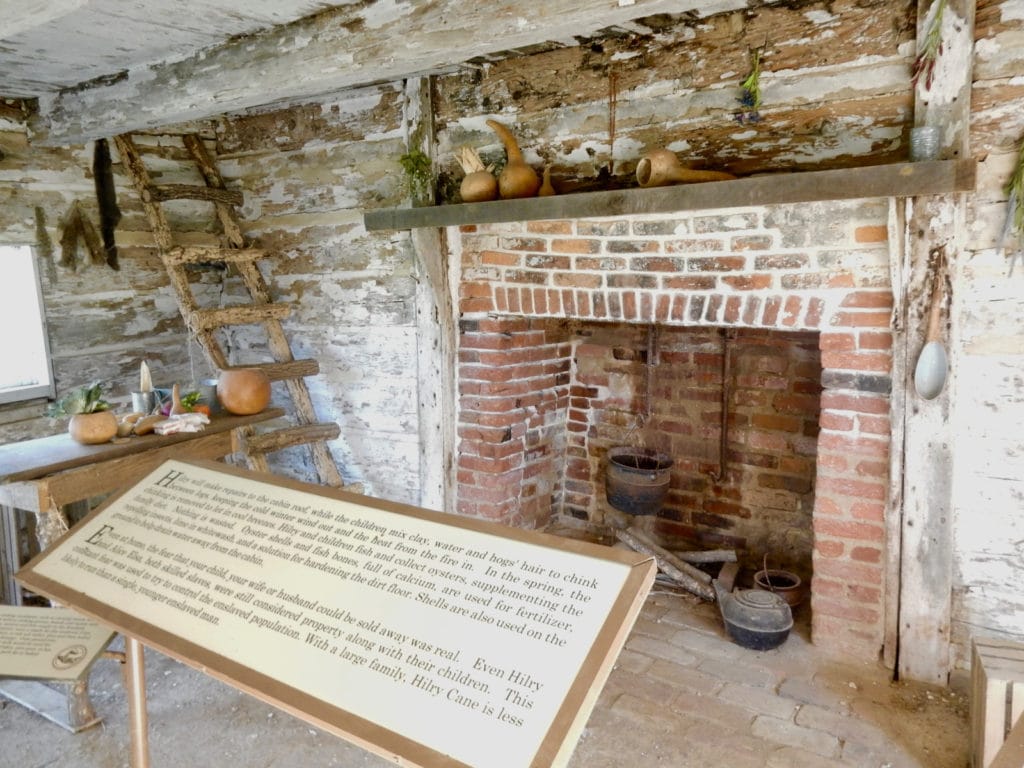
[916,6,973,109]
[804,9,839,26]
[1001,0,1024,22]
[664,139,694,154]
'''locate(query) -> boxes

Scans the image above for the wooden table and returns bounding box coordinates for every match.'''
[0,409,284,552]
[0,409,283,731]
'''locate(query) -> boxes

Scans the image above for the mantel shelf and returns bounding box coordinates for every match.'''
[363,159,976,232]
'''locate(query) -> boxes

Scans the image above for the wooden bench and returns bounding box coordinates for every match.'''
[972,637,1024,767]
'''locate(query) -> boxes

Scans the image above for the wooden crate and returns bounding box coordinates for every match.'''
[972,638,1024,767]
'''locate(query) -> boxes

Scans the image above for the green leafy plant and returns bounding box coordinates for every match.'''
[399,149,434,201]
[913,0,947,91]
[46,382,111,417]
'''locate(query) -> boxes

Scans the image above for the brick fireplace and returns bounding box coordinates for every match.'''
[453,198,894,660]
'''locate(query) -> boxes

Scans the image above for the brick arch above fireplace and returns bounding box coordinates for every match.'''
[456,199,893,333]
[453,199,895,660]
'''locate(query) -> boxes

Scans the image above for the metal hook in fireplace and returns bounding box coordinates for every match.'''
[618,324,660,445]
[707,328,735,483]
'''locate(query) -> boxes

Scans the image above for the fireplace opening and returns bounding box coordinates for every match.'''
[567,322,821,589]
[457,315,821,590]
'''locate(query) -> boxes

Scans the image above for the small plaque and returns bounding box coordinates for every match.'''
[0,606,114,681]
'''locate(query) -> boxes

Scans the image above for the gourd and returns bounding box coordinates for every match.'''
[216,368,272,415]
[538,165,556,197]
[486,119,541,199]
[169,383,188,415]
[456,146,498,203]
[48,381,117,444]
[635,149,735,187]
[68,412,118,444]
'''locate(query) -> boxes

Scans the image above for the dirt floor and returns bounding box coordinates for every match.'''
[809,655,971,766]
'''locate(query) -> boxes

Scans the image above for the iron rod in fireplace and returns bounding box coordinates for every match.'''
[707,329,734,483]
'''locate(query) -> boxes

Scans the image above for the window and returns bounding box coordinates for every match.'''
[0,245,55,404]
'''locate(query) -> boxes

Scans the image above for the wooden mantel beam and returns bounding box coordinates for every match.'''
[32,0,745,145]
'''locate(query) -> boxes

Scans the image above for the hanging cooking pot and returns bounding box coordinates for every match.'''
[605,446,673,515]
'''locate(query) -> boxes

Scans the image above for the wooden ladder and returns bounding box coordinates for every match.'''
[113,133,346,488]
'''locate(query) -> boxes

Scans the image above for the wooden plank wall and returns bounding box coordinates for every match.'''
[948,0,1024,671]
[0,101,213,444]
[212,86,423,502]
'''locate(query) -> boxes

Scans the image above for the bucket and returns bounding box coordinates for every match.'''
[605,446,673,515]
[752,569,807,608]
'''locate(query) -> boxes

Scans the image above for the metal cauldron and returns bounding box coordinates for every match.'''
[605,446,673,515]
[713,578,793,650]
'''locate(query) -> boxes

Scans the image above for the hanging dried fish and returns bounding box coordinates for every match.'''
[93,137,121,270]
[79,212,106,266]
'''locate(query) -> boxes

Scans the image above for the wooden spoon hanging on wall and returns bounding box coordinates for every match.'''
[914,264,948,400]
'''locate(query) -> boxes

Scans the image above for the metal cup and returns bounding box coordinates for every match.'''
[198,378,221,414]
[131,391,157,414]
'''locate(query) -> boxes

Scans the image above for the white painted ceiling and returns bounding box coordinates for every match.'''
[0,0,349,98]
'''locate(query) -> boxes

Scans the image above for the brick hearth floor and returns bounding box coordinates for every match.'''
[0,592,969,767]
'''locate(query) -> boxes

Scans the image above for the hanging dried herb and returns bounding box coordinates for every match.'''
[58,201,105,271]
[1001,135,1024,274]
[399,148,433,203]
[735,46,765,125]
[912,0,947,91]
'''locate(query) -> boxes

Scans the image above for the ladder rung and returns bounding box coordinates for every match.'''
[164,246,268,267]
[143,184,243,206]
[243,423,341,455]
[222,360,320,382]
[191,303,291,331]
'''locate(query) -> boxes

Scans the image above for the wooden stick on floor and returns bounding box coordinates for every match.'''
[614,528,715,601]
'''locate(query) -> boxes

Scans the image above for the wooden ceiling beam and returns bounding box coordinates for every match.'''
[32,0,746,145]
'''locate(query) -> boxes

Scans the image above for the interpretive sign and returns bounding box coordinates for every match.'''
[18,459,655,768]
[0,606,114,681]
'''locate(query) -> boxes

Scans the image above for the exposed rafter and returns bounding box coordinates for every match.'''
[31,0,746,145]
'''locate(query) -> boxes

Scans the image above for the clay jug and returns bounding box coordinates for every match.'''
[636,149,735,187]
[486,119,541,199]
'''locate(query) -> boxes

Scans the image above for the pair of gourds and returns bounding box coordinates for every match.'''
[459,120,553,203]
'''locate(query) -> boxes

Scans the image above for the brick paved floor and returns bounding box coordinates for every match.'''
[571,591,969,768]
[0,591,969,767]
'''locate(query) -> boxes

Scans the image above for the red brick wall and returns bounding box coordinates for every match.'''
[457,316,572,528]
[454,201,893,660]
